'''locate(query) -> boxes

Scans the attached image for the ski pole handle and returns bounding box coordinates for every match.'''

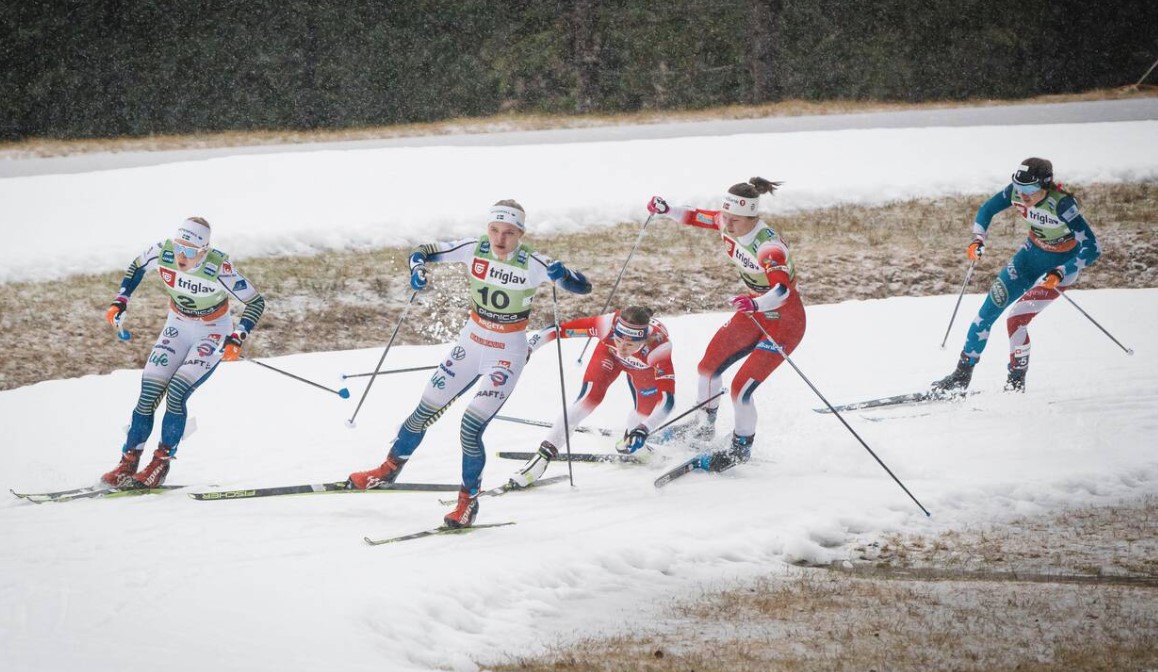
[112,313,132,341]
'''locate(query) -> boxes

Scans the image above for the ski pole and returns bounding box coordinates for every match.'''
[650,389,726,436]
[341,364,438,380]
[940,259,976,349]
[493,414,614,437]
[1059,291,1134,355]
[746,314,931,517]
[241,357,350,398]
[576,214,654,364]
[551,283,575,485]
[346,290,419,428]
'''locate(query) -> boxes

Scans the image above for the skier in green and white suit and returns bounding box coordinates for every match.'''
[101,217,265,489]
[348,200,591,528]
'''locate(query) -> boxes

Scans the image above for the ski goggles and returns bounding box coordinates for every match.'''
[612,319,649,342]
[1012,181,1042,196]
[173,241,205,257]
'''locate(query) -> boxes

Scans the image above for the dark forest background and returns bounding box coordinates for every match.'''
[2,0,1155,141]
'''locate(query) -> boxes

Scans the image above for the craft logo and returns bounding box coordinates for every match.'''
[472,259,489,279]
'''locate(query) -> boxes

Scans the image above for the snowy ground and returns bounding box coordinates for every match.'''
[1,102,1156,671]
[1,100,1156,284]
[2,289,1154,672]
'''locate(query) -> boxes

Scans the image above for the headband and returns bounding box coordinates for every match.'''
[613,318,649,342]
[721,193,759,216]
[175,219,210,248]
[488,205,526,231]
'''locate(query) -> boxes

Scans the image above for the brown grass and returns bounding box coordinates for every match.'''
[3,182,1154,392]
[483,498,1158,672]
[3,87,1153,158]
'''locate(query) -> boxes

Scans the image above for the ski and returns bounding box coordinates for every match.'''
[493,414,615,437]
[364,521,516,546]
[12,485,183,503]
[496,451,645,464]
[438,474,569,505]
[814,390,976,413]
[189,481,459,501]
[653,455,705,488]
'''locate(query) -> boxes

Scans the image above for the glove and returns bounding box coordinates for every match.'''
[410,264,428,291]
[730,295,757,312]
[647,196,670,215]
[620,425,650,455]
[1040,269,1064,290]
[105,297,128,326]
[967,238,985,261]
[547,260,567,282]
[222,329,247,362]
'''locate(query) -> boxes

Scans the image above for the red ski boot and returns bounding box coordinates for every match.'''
[131,446,173,489]
[443,488,479,529]
[347,455,404,490]
[101,448,143,487]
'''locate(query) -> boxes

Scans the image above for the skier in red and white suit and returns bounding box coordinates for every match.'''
[510,306,675,487]
[648,177,805,471]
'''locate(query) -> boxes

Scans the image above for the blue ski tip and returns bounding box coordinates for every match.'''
[339,388,350,399]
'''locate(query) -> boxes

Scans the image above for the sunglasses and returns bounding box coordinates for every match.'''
[173,241,204,257]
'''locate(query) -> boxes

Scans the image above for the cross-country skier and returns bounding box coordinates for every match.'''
[646,177,805,472]
[101,217,266,488]
[509,306,675,487]
[347,200,591,528]
[933,158,1101,392]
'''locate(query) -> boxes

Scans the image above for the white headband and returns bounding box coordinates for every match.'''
[175,219,211,248]
[721,193,759,217]
[488,205,526,231]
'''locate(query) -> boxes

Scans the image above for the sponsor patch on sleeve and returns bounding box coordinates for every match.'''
[695,213,714,226]
[1060,204,1080,222]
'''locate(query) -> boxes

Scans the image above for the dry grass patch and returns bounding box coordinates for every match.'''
[3,88,1152,158]
[2,182,1154,391]
[484,499,1158,672]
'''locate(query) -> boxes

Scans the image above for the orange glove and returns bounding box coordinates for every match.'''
[966,239,985,261]
[105,298,127,326]
[222,330,246,362]
[1040,269,1063,290]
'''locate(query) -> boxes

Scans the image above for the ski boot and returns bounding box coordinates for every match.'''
[101,447,143,487]
[509,441,557,489]
[131,445,173,489]
[931,355,975,395]
[698,433,754,473]
[444,487,479,529]
[1004,367,1027,393]
[347,454,405,490]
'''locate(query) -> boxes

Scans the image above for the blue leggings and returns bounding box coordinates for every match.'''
[963,241,1078,363]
